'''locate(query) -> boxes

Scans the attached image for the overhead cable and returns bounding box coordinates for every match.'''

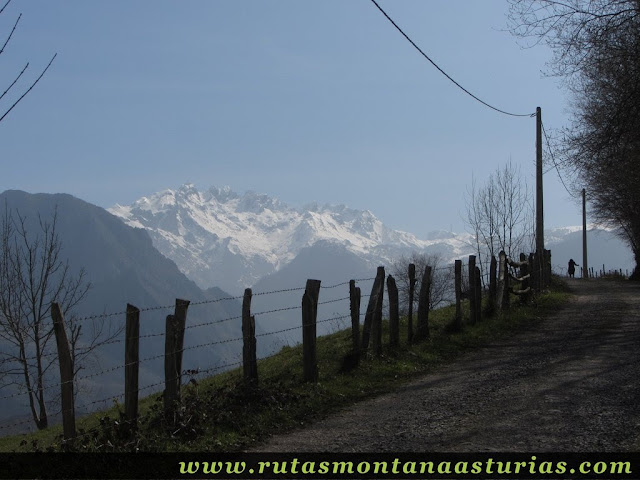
[541,120,579,198]
[369,0,535,118]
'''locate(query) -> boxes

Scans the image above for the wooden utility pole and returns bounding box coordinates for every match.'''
[536,106,545,290]
[582,188,589,279]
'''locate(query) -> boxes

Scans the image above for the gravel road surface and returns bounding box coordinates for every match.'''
[253,279,640,452]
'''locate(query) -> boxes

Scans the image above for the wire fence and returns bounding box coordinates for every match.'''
[1,253,547,437]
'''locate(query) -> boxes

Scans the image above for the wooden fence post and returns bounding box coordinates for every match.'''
[349,280,361,356]
[521,253,531,304]
[496,251,506,312]
[174,299,189,385]
[468,255,477,325]
[407,263,416,344]
[488,255,497,315]
[164,313,178,418]
[415,265,432,341]
[475,266,482,323]
[361,267,385,352]
[544,249,552,287]
[164,299,189,419]
[51,303,76,440]
[302,279,321,382]
[242,288,258,385]
[371,267,386,357]
[454,260,462,331]
[125,304,140,427]
[387,275,399,348]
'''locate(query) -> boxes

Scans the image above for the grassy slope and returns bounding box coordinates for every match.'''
[0,279,572,452]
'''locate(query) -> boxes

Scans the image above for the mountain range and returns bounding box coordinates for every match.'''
[110,184,634,292]
[0,186,634,433]
[109,184,475,295]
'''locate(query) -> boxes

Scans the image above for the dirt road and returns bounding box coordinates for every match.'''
[253,279,640,452]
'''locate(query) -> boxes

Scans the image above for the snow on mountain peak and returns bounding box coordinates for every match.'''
[108,185,471,294]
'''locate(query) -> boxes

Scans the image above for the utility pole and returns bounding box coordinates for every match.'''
[582,188,588,279]
[535,106,544,289]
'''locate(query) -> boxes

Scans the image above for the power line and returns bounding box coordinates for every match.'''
[368,0,535,118]
[541,120,579,198]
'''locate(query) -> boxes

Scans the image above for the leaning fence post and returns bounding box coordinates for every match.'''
[361,267,385,352]
[468,255,477,325]
[242,288,258,385]
[415,265,432,341]
[454,260,463,330]
[51,303,76,440]
[125,304,140,427]
[387,275,399,348]
[349,280,361,356]
[407,263,416,344]
[302,279,321,382]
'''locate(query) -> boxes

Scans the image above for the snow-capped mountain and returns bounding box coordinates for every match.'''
[109,184,474,293]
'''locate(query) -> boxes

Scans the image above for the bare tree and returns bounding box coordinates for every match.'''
[1,0,57,124]
[464,162,534,279]
[508,0,640,278]
[0,206,117,430]
[390,252,452,313]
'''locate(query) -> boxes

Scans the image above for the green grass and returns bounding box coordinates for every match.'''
[0,280,572,453]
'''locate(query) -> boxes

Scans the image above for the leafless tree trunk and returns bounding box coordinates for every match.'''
[464,162,534,279]
[0,205,117,430]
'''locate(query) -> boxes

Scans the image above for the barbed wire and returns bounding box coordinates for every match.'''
[319,280,350,289]
[3,259,537,414]
[253,286,305,296]
[317,295,350,306]
[0,415,36,432]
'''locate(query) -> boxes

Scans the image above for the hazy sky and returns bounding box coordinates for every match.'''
[0,0,579,238]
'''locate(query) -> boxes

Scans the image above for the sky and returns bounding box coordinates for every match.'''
[0,0,580,238]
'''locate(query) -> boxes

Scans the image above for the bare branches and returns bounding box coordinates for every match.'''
[390,252,452,312]
[509,0,640,277]
[0,53,57,124]
[508,0,640,79]
[464,162,534,279]
[0,1,57,124]
[0,205,94,430]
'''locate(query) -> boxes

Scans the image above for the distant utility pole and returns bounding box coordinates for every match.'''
[535,106,544,289]
[582,188,589,279]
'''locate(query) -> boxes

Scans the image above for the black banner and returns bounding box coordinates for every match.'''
[1,452,639,479]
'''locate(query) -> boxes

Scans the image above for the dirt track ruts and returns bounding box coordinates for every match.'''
[252,279,640,452]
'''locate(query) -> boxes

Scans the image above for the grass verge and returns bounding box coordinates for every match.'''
[0,279,572,452]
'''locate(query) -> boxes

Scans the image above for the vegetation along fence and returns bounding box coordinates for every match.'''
[1,249,552,442]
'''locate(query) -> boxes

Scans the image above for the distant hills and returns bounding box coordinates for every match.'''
[0,187,634,433]
[0,190,244,430]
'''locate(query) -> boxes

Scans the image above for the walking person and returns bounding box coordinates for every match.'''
[568,258,579,278]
